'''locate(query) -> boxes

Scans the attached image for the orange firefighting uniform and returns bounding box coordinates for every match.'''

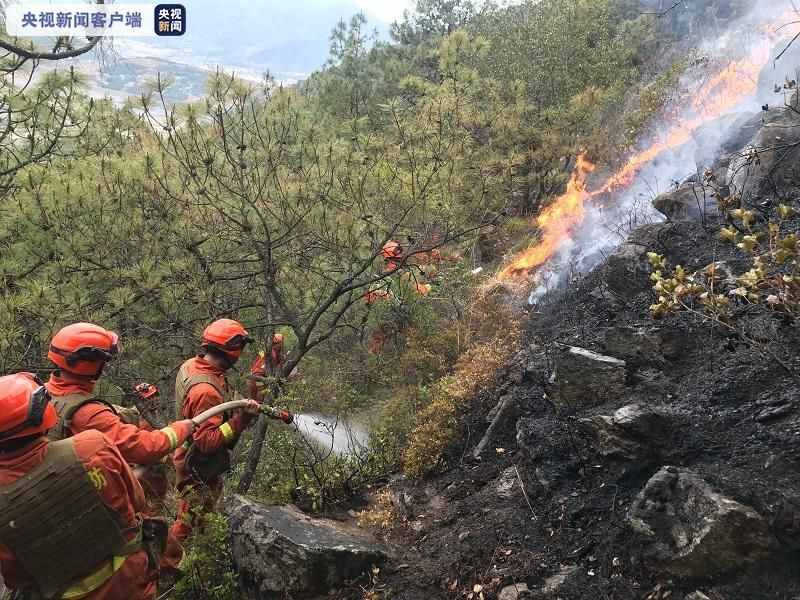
[46,373,190,571]
[0,431,157,600]
[168,357,253,555]
[247,347,283,402]
[46,373,191,465]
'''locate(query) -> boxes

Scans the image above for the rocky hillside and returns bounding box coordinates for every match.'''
[351,96,800,600]
[210,55,800,600]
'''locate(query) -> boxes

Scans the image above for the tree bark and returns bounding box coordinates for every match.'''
[237,288,277,495]
[237,414,269,494]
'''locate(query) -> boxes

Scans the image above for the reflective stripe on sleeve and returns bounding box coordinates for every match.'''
[61,555,128,599]
[160,426,179,450]
[219,422,235,443]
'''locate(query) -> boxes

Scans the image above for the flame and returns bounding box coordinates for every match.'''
[500,154,595,278]
[499,20,788,281]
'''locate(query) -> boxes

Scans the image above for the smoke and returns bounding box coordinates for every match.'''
[523,1,800,304]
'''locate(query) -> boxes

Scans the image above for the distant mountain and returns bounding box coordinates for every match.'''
[21,0,402,105]
[152,0,392,75]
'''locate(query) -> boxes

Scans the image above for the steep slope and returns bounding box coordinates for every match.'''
[366,98,800,600]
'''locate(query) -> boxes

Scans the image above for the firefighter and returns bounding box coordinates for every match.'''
[247,333,285,402]
[45,323,197,463]
[0,372,157,600]
[381,241,404,273]
[169,319,260,554]
[247,334,303,401]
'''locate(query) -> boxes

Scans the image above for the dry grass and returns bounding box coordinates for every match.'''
[357,490,401,531]
[403,284,522,478]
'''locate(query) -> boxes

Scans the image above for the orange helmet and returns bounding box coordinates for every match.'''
[381,241,403,260]
[48,323,120,378]
[201,319,253,362]
[0,373,57,442]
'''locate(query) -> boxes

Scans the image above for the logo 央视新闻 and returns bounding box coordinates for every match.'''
[155,4,185,36]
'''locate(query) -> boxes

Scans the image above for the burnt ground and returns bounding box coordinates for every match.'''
[346,219,800,600]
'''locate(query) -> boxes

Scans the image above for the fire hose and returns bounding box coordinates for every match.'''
[191,400,294,427]
[132,402,292,479]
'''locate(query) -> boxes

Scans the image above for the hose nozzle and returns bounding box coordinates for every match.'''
[261,405,294,425]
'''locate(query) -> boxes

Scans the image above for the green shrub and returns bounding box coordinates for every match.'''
[171,513,240,600]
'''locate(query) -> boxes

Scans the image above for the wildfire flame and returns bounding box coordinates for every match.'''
[500,19,792,281]
[500,154,595,278]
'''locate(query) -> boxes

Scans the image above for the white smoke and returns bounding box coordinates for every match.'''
[528,0,800,304]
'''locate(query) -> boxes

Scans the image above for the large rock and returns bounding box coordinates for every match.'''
[227,496,387,599]
[653,183,719,222]
[603,242,653,298]
[498,582,530,600]
[692,112,759,169]
[599,326,666,368]
[516,417,578,487]
[579,404,674,460]
[553,344,626,411]
[629,467,775,577]
[541,564,579,595]
[728,102,800,201]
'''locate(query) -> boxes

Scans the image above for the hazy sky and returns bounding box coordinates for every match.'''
[6,0,420,75]
[353,0,415,22]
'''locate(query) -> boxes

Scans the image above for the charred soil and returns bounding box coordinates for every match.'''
[355,217,800,600]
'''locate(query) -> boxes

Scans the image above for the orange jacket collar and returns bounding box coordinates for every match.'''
[0,438,48,474]
[192,356,226,377]
[47,372,96,396]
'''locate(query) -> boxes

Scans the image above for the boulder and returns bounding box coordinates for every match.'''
[602,242,653,298]
[719,112,762,157]
[579,404,674,460]
[599,326,665,368]
[495,467,520,500]
[541,564,579,594]
[227,496,387,599]
[516,417,578,486]
[498,582,530,600]
[553,344,626,411]
[628,467,775,577]
[653,183,719,222]
[692,111,759,167]
[705,154,732,197]
[728,102,800,201]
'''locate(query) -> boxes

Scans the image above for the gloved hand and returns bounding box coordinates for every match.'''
[161,419,196,450]
[241,399,262,416]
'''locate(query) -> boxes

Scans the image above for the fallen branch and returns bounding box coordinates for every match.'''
[472,394,514,460]
[515,465,537,519]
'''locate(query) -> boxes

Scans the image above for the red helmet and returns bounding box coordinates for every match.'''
[201,319,253,362]
[381,241,403,260]
[48,323,120,378]
[0,373,57,442]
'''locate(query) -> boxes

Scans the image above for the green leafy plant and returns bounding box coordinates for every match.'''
[171,513,241,600]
